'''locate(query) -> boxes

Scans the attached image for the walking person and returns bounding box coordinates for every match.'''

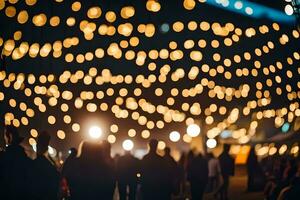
[117,150,139,200]
[177,153,187,196]
[207,153,221,193]
[246,148,259,192]
[101,141,116,200]
[188,153,209,200]
[140,139,172,200]
[217,144,235,200]
[31,131,60,200]
[163,147,180,197]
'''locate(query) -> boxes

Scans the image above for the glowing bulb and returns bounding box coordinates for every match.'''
[48,146,57,157]
[285,4,293,16]
[187,124,201,137]
[281,122,290,133]
[89,126,102,139]
[220,130,232,138]
[206,138,217,149]
[169,131,180,142]
[122,139,134,151]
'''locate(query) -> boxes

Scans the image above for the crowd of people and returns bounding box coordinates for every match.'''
[1,125,299,200]
[259,151,300,199]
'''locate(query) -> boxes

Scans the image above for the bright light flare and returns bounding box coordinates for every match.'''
[89,126,102,139]
[169,131,180,142]
[122,139,134,151]
[206,138,217,149]
[285,4,294,16]
[187,124,201,137]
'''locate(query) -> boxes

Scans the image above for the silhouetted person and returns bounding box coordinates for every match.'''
[62,148,77,177]
[0,125,32,200]
[188,153,209,200]
[207,153,221,193]
[283,176,300,200]
[217,144,235,200]
[246,147,259,191]
[141,139,171,200]
[62,148,77,173]
[163,147,179,195]
[178,153,186,195]
[283,159,297,183]
[68,141,114,200]
[62,148,77,198]
[31,131,60,200]
[117,151,139,200]
[101,141,116,200]
[186,150,195,193]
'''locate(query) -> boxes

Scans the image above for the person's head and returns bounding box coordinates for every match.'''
[148,139,158,153]
[4,125,23,145]
[207,153,215,159]
[223,144,231,153]
[197,152,203,158]
[37,131,50,155]
[78,141,96,160]
[164,147,171,156]
[187,150,195,159]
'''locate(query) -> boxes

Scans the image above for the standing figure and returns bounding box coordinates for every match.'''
[117,151,139,200]
[67,142,115,200]
[188,153,209,200]
[101,141,116,200]
[163,147,180,196]
[62,148,78,199]
[177,153,187,196]
[217,144,235,200]
[207,153,221,193]
[246,147,259,192]
[140,139,171,200]
[31,131,60,200]
[62,148,77,177]
[0,125,32,200]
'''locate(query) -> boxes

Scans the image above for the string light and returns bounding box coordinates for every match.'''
[186,124,201,137]
[0,0,298,149]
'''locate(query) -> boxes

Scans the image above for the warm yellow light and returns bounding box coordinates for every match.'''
[30,129,38,137]
[158,141,166,150]
[72,123,80,132]
[107,134,116,144]
[48,115,56,125]
[89,126,102,139]
[141,130,150,139]
[146,0,161,12]
[57,130,66,140]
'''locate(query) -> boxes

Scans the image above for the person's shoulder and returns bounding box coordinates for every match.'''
[33,155,46,165]
[142,153,151,159]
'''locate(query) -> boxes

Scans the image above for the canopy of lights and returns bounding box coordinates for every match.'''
[0,0,299,155]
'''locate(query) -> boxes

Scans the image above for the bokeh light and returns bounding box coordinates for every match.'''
[122,139,134,151]
[186,124,201,137]
[89,126,102,139]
